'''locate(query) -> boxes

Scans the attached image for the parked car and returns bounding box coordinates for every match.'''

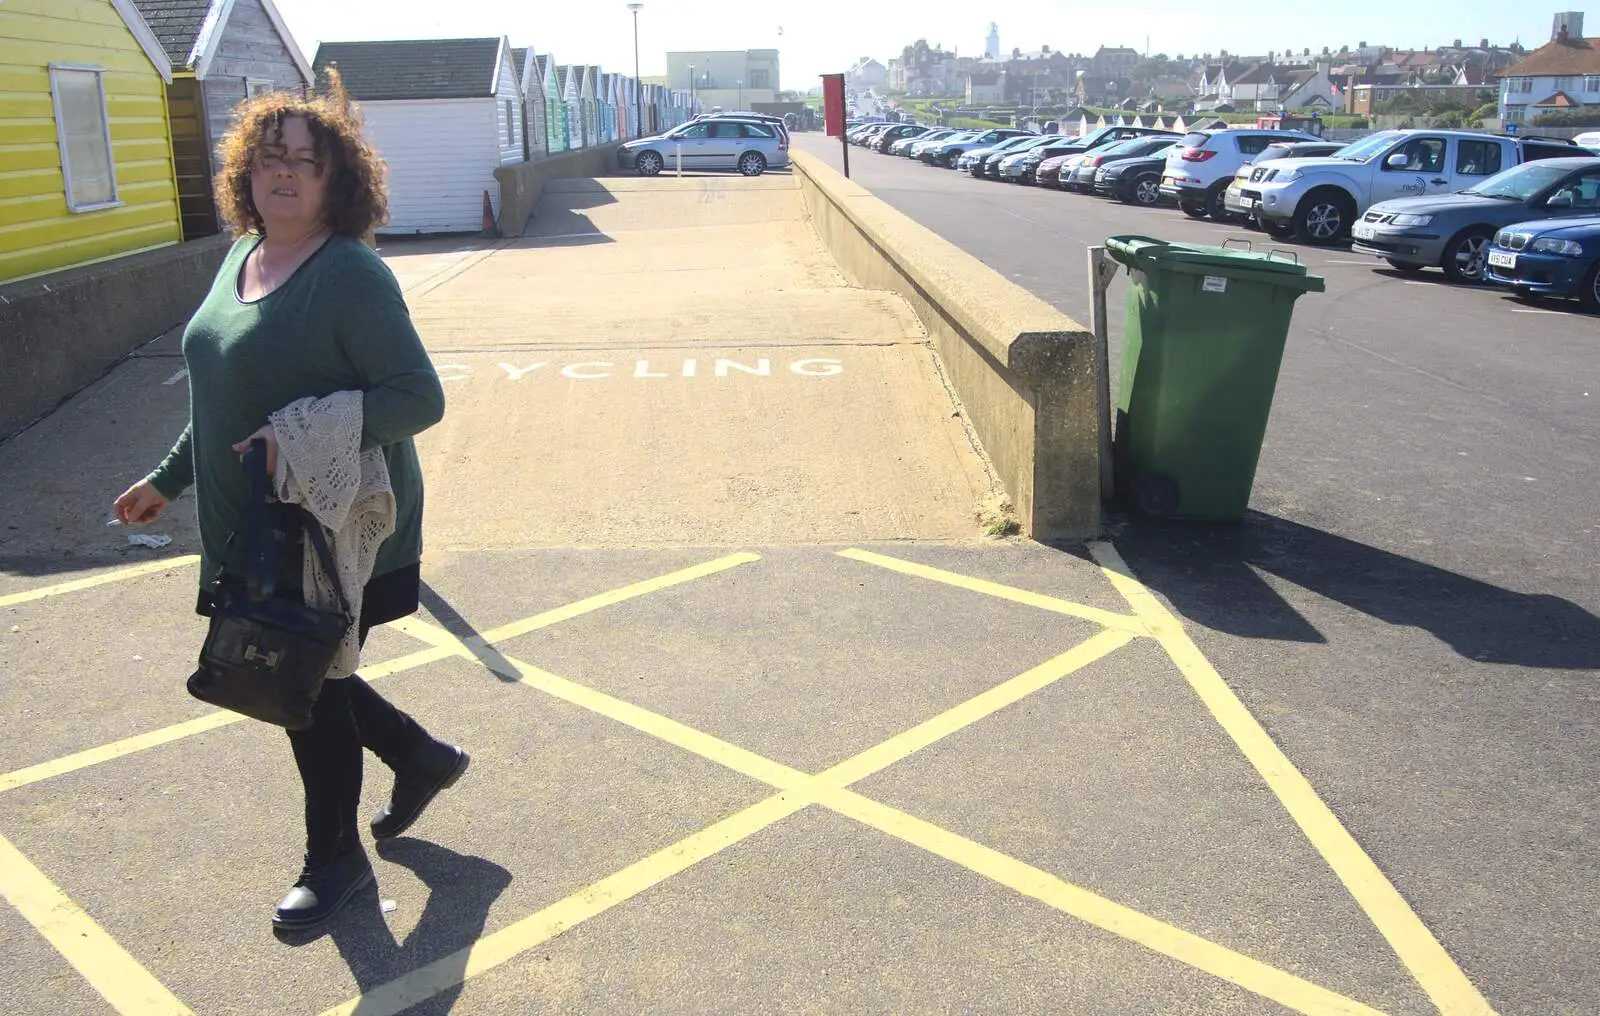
[923,127,1030,167]
[1485,214,1600,311]
[1032,125,1174,188]
[1001,141,1080,183]
[1573,131,1600,151]
[899,128,958,157]
[1244,129,1583,243]
[1038,153,1080,187]
[618,117,789,177]
[1224,141,1344,220]
[979,134,1066,178]
[874,124,927,151]
[851,123,893,146]
[916,131,982,165]
[1094,150,1171,205]
[1061,135,1179,192]
[957,134,1039,173]
[1348,157,1600,281]
[1160,128,1322,220]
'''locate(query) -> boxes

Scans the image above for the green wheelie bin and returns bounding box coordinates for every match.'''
[1105,235,1324,521]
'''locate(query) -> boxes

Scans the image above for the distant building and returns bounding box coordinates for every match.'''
[967,70,1004,105]
[986,23,1000,60]
[1497,13,1599,123]
[1091,46,1139,79]
[896,39,962,97]
[847,57,886,89]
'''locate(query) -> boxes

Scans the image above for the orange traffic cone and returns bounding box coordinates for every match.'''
[480,189,501,238]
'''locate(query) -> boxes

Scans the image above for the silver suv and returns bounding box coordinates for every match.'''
[619,117,790,177]
[1161,128,1320,219]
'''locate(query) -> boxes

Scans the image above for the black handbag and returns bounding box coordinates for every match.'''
[187,439,353,730]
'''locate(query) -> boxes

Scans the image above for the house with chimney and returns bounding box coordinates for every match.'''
[1498,12,1599,124]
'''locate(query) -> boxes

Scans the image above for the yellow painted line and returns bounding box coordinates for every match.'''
[1089,541,1496,1016]
[319,789,814,1016]
[0,833,196,1015]
[475,552,762,646]
[820,789,1386,1016]
[0,556,200,608]
[389,620,1383,1015]
[836,548,1148,634]
[816,629,1135,788]
[0,554,757,796]
[0,645,455,796]
[389,616,810,790]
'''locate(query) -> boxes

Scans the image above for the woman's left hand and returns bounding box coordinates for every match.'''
[233,424,279,475]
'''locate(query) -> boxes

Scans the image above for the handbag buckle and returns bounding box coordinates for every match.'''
[243,644,281,669]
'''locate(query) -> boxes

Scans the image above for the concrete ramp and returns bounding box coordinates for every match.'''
[400,176,999,548]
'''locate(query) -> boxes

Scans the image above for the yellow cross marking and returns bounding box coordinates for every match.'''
[0,544,1497,1016]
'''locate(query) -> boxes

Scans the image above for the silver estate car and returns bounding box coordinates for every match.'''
[619,118,790,177]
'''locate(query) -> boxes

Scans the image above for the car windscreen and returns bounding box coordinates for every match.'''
[1329,131,1403,162]
[1098,137,1152,157]
[1461,162,1574,200]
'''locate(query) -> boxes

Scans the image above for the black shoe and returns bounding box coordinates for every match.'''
[371,744,469,840]
[272,846,374,931]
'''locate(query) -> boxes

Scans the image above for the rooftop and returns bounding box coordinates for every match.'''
[312,38,504,100]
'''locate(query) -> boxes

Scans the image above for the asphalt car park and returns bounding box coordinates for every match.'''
[794,132,1600,1016]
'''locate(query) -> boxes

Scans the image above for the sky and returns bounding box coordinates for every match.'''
[271,0,1592,89]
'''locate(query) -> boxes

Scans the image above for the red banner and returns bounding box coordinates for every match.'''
[822,74,845,137]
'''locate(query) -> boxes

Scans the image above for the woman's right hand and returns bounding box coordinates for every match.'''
[113,480,169,524]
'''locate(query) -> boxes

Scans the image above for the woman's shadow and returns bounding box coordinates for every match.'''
[277,838,512,1014]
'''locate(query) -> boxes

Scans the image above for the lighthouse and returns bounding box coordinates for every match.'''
[986,23,1000,60]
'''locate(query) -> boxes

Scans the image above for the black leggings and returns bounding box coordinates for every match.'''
[285,622,434,860]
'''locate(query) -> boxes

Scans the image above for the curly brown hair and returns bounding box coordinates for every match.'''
[213,69,389,237]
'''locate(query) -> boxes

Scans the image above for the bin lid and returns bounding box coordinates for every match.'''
[1105,235,1326,293]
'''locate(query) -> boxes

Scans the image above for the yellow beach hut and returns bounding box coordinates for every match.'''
[0,0,181,283]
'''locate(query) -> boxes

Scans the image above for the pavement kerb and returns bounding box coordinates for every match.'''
[790,148,1101,541]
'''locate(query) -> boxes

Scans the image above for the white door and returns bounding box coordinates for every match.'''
[1371,136,1452,204]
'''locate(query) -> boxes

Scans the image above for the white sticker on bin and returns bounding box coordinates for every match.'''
[1202,275,1227,293]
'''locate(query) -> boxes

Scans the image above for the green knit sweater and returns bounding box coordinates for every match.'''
[147,234,444,590]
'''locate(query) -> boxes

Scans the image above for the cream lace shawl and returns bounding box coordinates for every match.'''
[269,391,396,678]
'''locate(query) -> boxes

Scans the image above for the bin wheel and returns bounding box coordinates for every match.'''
[1132,472,1180,519]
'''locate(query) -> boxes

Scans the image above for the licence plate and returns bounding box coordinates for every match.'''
[1352,222,1376,240]
[1161,175,1175,186]
[1238,196,1256,211]
[1488,250,1517,269]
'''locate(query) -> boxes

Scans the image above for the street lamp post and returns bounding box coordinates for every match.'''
[626,3,642,136]
[688,63,695,114]
[737,79,742,110]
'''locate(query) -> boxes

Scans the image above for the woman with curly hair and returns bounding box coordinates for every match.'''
[112,78,467,932]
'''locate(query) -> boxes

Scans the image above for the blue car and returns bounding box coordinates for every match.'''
[1485,215,1600,313]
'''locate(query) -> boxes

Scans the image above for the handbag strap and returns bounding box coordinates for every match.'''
[243,438,276,602]
[298,508,354,621]
[241,438,353,623]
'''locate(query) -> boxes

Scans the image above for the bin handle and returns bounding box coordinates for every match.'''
[1266,248,1300,264]
[1220,238,1253,252]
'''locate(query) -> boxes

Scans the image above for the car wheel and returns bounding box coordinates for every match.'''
[1580,259,1600,314]
[738,151,766,177]
[1384,258,1425,274]
[1441,228,1493,283]
[1179,200,1207,219]
[635,151,664,177]
[1208,183,1232,221]
[1128,174,1162,206]
[1294,190,1354,245]
[944,150,962,166]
